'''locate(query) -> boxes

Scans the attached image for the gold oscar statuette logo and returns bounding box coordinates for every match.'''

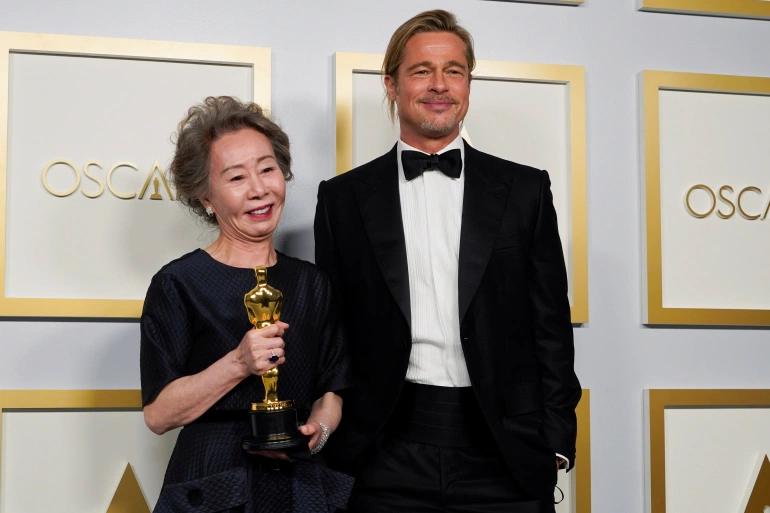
[740,455,770,513]
[105,463,150,513]
[42,159,174,200]
[685,184,770,220]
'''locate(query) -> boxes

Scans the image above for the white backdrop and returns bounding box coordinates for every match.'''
[1,1,770,512]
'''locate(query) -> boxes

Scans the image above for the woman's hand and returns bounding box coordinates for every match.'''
[299,421,325,450]
[300,392,342,453]
[236,321,289,377]
[252,419,326,459]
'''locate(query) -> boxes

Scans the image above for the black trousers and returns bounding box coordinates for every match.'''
[348,383,555,513]
[348,433,555,513]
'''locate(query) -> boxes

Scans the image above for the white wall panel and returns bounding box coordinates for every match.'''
[659,90,770,310]
[5,53,245,300]
[1,411,178,513]
[664,408,770,513]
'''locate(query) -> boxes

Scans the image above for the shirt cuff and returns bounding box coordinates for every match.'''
[555,453,569,469]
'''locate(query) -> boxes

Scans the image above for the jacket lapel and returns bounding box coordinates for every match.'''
[458,142,512,324]
[353,145,411,328]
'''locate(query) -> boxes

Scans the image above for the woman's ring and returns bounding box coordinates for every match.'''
[269,349,279,363]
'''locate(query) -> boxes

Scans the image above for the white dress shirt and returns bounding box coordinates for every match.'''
[398,134,470,387]
[396,134,569,469]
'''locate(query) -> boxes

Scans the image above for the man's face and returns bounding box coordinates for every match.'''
[385,31,471,147]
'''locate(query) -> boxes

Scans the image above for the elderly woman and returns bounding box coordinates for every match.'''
[141,96,352,513]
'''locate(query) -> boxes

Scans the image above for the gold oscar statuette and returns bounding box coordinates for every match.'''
[150,177,163,200]
[241,267,307,452]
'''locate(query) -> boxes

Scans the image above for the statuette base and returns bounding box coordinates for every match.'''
[242,406,307,451]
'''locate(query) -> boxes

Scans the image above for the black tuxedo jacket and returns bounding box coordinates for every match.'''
[314,141,581,499]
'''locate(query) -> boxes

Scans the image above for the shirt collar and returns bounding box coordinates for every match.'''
[397,133,465,182]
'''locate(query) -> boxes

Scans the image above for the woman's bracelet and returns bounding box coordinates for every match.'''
[310,421,329,455]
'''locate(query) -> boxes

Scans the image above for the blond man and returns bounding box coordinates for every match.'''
[315,10,581,513]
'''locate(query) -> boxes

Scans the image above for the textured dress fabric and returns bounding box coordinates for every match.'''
[141,249,354,513]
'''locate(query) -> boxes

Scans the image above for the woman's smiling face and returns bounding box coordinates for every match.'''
[202,128,286,245]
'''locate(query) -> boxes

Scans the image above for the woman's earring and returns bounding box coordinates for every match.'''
[205,206,214,217]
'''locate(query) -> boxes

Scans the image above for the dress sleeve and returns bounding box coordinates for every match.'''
[313,275,352,400]
[140,272,194,406]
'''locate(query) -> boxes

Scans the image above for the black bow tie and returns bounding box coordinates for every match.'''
[401,149,462,181]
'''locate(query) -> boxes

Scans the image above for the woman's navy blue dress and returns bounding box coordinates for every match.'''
[141,249,353,513]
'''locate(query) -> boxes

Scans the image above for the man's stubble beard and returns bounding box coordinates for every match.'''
[420,113,458,137]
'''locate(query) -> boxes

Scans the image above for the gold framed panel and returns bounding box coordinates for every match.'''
[335,52,588,324]
[0,389,143,501]
[0,31,271,318]
[645,389,770,513]
[639,0,770,20]
[641,70,770,326]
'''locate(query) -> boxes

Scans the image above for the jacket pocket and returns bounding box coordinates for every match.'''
[501,381,552,454]
[153,467,248,513]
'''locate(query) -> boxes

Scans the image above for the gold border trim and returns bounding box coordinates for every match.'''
[641,70,770,326]
[0,389,143,495]
[334,53,588,323]
[0,31,271,318]
[334,53,383,177]
[645,389,770,513]
[500,0,584,4]
[640,0,770,20]
[574,390,591,513]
